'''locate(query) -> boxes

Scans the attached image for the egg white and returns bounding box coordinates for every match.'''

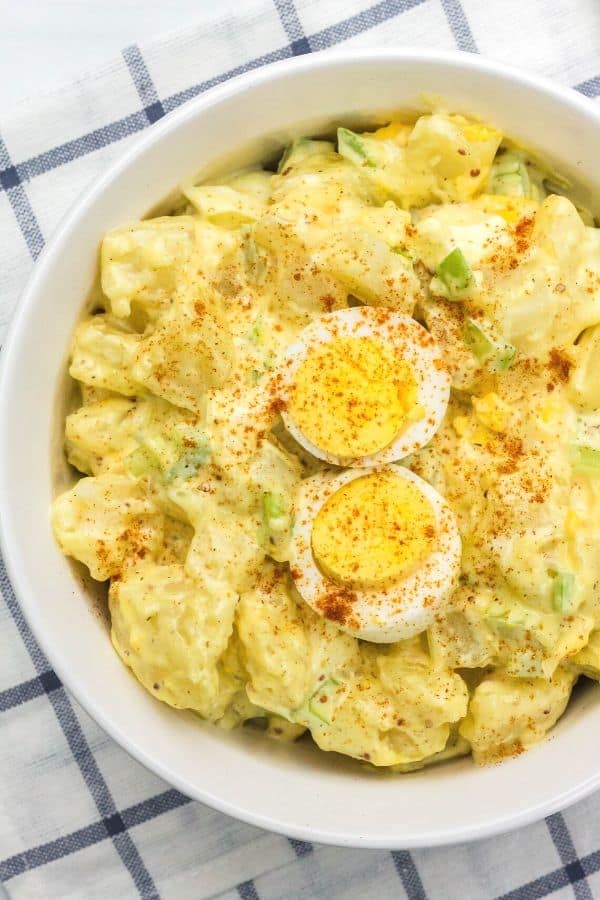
[280,306,450,467]
[290,464,461,643]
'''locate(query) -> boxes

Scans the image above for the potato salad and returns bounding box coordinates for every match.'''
[52,112,600,769]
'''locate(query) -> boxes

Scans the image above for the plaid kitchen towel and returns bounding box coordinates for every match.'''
[1,1,600,897]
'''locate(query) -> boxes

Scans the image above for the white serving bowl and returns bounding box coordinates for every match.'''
[1,49,599,849]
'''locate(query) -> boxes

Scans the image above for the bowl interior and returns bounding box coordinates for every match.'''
[2,51,600,848]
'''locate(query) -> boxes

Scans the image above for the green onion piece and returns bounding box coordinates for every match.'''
[165,442,211,482]
[570,444,600,472]
[552,572,576,614]
[251,368,262,385]
[307,678,341,724]
[436,248,472,297]
[262,491,286,522]
[391,244,413,259]
[126,445,160,478]
[337,127,376,168]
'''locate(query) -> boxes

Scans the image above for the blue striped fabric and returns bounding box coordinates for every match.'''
[1,1,599,897]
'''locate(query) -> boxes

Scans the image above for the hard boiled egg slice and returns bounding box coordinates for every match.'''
[290,464,461,643]
[280,307,450,467]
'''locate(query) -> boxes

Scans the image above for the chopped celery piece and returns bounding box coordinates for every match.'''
[436,248,472,298]
[127,433,211,482]
[570,444,600,472]
[492,344,517,372]
[245,316,264,345]
[492,172,528,196]
[486,605,553,649]
[489,153,530,197]
[462,319,494,362]
[261,491,291,550]
[337,127,375,168]
[552,572,576,614]
[262,491,286,522]
[462,318,516,371]
[241,225,268,285]
[165,442,211,482]
[126,444,160,477]
[308,678,341,724]
[493,154,522,176]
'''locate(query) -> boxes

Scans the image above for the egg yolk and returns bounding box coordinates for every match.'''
[288,337,420,458]
[311,470,436,590]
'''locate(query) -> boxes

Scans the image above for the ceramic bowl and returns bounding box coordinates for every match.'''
[1,49,599,848]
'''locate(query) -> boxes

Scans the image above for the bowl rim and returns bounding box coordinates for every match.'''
[2,47,600,850]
